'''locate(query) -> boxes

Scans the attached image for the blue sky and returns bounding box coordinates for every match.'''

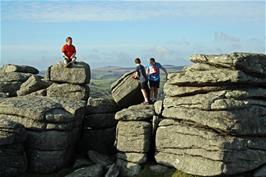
[1,0,265,69]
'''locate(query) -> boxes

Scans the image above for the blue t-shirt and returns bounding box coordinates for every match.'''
[147,62,162,81]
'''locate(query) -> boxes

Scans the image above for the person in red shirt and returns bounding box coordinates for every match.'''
[61,36,77,65]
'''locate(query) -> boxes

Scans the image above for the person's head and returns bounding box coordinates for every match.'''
[66,37,72,45]
[135,58,141,65]
[150,58,156,65]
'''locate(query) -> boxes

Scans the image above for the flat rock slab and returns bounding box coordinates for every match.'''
[0,96,86,130]
[111,71,143,108]
[47,62,91,84]
[162,105,266,136]
[163,89,266,111]
[47,83,90,100]
[190,52,266,77]
[115,104,155,121]
[17,75,51,96]
[167,64,266,86]
[116,121,151,153]
[1,64,39,74]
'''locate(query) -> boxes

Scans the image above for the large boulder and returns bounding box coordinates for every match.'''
[46,62,91,84]
[156,52,266,177]
[111,71,143,108]
[1,64,39,74]
[0,96,86,173]
[0,119,27,177]
[47,83,90,100]
[17,75,51,96]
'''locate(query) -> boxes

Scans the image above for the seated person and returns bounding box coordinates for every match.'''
[61,36,77,65]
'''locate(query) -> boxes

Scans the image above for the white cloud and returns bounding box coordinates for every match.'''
[2,1,265,23]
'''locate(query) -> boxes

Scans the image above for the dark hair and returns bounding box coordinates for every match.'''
[135,58,141,64]
[150,58,155,62]
[66,36,72,42]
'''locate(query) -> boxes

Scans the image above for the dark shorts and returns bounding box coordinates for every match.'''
[140,81,149,89]
[149,80,160,88]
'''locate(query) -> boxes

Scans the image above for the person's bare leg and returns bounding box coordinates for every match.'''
[150,87,154,101]
[141,89,149,102]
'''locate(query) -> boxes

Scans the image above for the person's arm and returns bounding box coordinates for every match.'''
[132,67,139,79]
[61,46,68,59]
[160,65,168,80]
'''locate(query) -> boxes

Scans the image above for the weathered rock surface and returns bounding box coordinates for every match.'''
[47,83,90,100]
[0,119,27,177]
[0,96,86,173]
[17,75,51,96]
[254,165,266,177]
[190,52,266,77]
[156,120,266,176]
[46,62,91,84]
[116,159,142,177]
[156,52,266,177]
[116,121,151,153]
[87,97,120,114]
[0,72,32,96]
[114,103,154,176]
[117,152,147,164]
[1,64,39,74]
[115,104,154,121]
[111,71,143,108]
[168,63,266,86]
[65,164,104,177]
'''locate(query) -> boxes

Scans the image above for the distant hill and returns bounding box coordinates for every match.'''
[91,65,184,80]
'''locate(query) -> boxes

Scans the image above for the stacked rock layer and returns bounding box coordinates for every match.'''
[115,104,154,176]
[0,119,27,177]
[0,96,86,173]
[45,62,91,101]
[155,52,266,176]
[80,97,121,155]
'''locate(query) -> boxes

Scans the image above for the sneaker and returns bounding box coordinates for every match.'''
[142,101,149,105]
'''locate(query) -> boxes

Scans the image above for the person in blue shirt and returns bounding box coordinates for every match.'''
[146,58,168,102]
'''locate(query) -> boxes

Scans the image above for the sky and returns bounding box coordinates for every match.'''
[1,0,266,69]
